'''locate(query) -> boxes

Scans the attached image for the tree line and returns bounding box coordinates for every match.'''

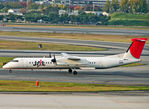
[104,0,148,13]
[0,12,110,25]
[0,2,110,24]
[0,0,148,25]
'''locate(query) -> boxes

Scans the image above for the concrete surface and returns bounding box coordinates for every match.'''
[0,93,149,109]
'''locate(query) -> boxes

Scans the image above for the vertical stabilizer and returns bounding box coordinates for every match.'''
[123,38,148,59]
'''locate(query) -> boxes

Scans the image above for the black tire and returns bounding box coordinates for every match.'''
[9,69,12,73]
[73,71,78,75]
[68,68,72,73]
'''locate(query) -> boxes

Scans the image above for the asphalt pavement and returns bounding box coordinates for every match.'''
[1,64,149,86]
[0,36,149,50]
[1,26,149,36]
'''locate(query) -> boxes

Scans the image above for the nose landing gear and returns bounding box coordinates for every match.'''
[9,69,12,73]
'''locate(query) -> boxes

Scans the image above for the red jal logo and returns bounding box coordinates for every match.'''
[33,60,45,67]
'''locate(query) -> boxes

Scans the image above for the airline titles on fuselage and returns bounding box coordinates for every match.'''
[29,59,53,67]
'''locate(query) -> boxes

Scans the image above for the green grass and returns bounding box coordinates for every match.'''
[109,20,149,26]
[7,23,149,30]
[0,40,106,51]
[0,57,14,68]
[0,80,149,92]
[110,12,149,20]
[109,12,149,26]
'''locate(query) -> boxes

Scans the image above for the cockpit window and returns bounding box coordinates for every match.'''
[11,60,19,62]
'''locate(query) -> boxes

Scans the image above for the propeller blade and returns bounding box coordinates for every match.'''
[51,54,56,63]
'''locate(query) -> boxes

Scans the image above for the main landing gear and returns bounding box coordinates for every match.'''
[73,70,78,75]
[68,68,72,74]
[68,68,78,75]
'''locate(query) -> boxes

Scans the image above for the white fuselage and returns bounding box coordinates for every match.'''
[3,54,140,70]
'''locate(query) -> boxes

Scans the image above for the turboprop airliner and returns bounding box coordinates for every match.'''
[3,38,148,75]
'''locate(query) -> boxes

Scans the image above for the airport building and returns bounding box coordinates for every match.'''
[61,0,119,8]
[0,0,148,8]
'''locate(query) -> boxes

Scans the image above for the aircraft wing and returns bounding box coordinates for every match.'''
[56,53,86,66]
[61,53,81,61]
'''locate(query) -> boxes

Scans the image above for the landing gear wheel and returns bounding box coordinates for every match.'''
[68,68,72,74]
[73,71,78,75]
[9,69,12,73]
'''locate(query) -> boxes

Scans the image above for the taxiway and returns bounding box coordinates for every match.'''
[1,64,149,86]
[1,26,149,36]
[0,36,149,50]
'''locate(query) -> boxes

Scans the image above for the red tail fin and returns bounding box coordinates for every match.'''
[130,38,148,59]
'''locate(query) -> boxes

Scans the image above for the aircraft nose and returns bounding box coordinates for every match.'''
[2,64,10,69]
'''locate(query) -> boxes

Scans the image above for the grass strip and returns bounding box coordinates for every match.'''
[7,24,149,30]
[0,80,149,92]
[0,31,148,44]
[109,12,149,26]
[0,57,14,68]
[0,40,106,51]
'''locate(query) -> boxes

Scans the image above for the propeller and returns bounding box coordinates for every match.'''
[51,54,57,64]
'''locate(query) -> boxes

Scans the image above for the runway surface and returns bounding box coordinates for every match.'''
[0,36,149,50]
[1,64,149,86]
[0,92,149,109]
[1,26,149,36]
